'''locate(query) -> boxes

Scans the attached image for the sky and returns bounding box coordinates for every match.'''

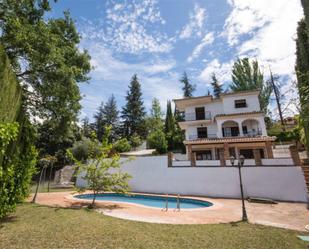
[47,0,303,120]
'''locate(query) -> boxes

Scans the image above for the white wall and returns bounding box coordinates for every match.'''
[76,156,308,202]
[222,94,260,114]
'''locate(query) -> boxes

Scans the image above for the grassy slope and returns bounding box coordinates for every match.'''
[0,204,307,249]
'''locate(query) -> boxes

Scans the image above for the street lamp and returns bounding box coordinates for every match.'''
[230,156,235,166]
[230,155,248,222]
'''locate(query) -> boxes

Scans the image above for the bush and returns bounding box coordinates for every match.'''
[147,130,168,154]
[129,134,142,148]
[113,138,131,152]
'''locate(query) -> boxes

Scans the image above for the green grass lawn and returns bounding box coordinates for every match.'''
[0,203,307,249]
[30,182,75,193]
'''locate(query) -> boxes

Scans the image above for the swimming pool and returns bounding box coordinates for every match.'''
[74,193,213,209]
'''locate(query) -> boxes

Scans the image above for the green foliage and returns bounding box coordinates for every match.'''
[68,127,132,207]
[147,129,168,154]
[0,120,37,218]
[164,101,185,152]
[113,138,131,153]
[147,98,164,134]
[0,46,21,122]
[295,19,309,155]
[129,134,142,149]
[70,137,100,162]
[180,71,195,97]
[0,46,37,218]
[211,73,223,98]
[230,58,272,114]
[93,95,119,142]
[121,74,146,138]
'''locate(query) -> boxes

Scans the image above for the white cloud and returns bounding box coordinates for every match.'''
[179,4,207,39]
[198,59,233,85]
[187,32,215,63]
[223,0,303,114]
[79,0,172,54]
[79,42,181,118]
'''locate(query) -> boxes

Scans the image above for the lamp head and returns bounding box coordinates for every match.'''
[230,156,235,166]
[239,155,245,166]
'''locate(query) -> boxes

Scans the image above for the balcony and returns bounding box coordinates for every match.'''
[188,134,217,140]
[185,111,211,121]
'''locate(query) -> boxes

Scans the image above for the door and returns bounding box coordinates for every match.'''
[195,107,205,120]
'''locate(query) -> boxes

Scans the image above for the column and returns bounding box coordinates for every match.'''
[191,152,196,167]
[187,144,192,161]
[265,141,274,159]
[289,145,301,166]
[219,149,226,166]
[167,152,173,167]
[238,121,244,136]
[253,149,262,166]
[224,142,230,160]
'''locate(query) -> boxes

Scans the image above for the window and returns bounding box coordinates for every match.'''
[197,127,207,138]
[195,107,205,120]
[242,126,248,134]
[235,99,247,108]
[196,150,212,160]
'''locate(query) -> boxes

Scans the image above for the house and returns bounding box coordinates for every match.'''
[173,90,276,162]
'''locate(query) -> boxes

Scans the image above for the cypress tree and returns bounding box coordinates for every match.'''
[210,73,223,98]
[295,19,309,155]
[164,100,175,150]
[121,74,146,138]
[180,71,195,97]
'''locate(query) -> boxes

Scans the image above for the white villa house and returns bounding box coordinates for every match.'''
[174,90,276,162]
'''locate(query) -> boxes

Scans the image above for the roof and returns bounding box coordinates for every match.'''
[173,90,260,111]
[184,136,276,145]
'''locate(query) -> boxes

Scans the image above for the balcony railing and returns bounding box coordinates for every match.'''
[188,131,262,140]
[185,111,211,121]
[188,134,217,140]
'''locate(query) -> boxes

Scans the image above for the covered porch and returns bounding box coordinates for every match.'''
[184,136,276,166]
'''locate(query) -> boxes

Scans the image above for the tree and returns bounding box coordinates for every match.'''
[121,74,146,138]
[93,102,106,142]
[102,95,119,141]
[230,58,272,114]
[180,71,195,97]
[164,100,175,149]
[69,127,132,208]
[147,98,164,133]
[1,1,91,168]
[147,130,168,154]
[268,69,285,131]
[295,18,309,156]
[211,73,223,98]
[81,117,93,138]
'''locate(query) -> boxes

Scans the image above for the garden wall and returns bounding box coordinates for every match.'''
[76,156,308,202]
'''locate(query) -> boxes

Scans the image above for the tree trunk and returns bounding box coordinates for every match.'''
[90,190,97,208]
[31,167,45,203]
[47,163,53,192]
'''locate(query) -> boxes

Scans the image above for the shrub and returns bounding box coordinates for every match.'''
[113,138,131,152]
[147,130,168,154]
[129,134,142,148]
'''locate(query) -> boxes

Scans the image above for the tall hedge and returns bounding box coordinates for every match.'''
[0,45,37,218]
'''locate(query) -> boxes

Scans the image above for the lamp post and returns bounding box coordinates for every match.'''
[230,155,248,222]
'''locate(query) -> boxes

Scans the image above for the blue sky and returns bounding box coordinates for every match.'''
[47,0,303,120]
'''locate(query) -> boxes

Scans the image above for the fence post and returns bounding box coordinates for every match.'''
[253,149,262,166]
[167,152,173,167]
[191,152,196,167]
[219,149,226,166]
[289,145,301,166]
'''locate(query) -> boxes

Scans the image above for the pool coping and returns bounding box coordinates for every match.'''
[67,192,223,211]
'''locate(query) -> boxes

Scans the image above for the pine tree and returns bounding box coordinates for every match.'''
[230,58,272,114]
[81,117,92,138]
[148,98,164,132]
[211,73,223,98]
[121,74,146,138]
[295,19,309,156]
[180,71,195,97]
[102,95,119,141]
[93,102,106,142]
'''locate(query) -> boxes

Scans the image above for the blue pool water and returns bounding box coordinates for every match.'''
[74,193,213,209]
